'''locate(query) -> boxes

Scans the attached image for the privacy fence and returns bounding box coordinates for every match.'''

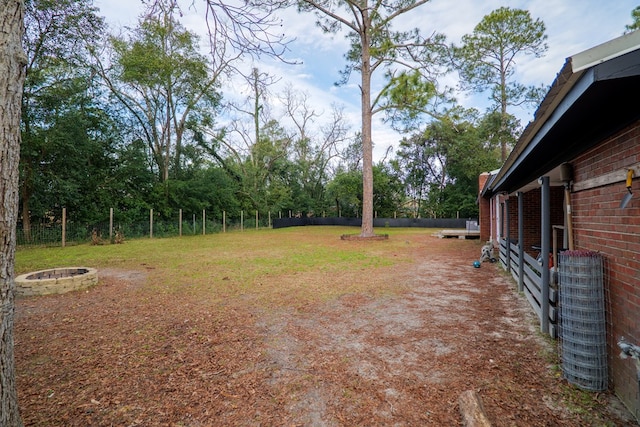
[17,207,475,247]
[272,217,473,229]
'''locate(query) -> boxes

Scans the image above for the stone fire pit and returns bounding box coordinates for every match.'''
[15,267,98,296]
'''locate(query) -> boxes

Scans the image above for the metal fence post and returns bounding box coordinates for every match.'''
[62,207,66,248]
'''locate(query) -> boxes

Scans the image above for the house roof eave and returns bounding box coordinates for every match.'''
[484,30,640,199]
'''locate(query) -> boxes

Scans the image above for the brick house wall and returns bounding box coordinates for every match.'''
[479,173,492,242]
[569,120,640,419]
[496,188,565,258]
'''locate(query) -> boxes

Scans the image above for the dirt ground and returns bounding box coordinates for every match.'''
[14,233,639,426]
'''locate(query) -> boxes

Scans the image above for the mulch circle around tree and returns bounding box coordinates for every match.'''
[340,234,389,241]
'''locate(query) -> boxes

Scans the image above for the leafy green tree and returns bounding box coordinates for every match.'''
[327,168,362,217]
[441,114,501,218]
[394,110,502,218]
[97,0,220,183]
[21,94,121,225]
[108,138,158,223]
[391,133,439,218]
[292,0,449,237]
[20,0,107,237]
[372,163,405,218]
[475,110,519,162]
[453,7,548,161]
[327,164,403,218]
[239,119,293,213]
[161,165,240,222]
[625,6,640,33]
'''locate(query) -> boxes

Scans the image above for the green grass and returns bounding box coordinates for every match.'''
[15,226,425,273]
[15,226,428,306]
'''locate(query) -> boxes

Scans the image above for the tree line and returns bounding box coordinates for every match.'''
[17,0,552,242]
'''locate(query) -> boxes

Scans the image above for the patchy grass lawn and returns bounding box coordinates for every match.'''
[16,226,409,305]
[13,227,636,426]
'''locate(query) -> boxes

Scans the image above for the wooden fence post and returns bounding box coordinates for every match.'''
[223,210,226,233]
[202,209,206,235]
[256,210,258,229]
[241,210,244,231]
[150,209,153,238]
[109,207,113,242]
[192,214,196,235]
[179,209,182,237]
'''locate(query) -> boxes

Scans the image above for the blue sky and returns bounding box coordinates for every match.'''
[95,0,638,161]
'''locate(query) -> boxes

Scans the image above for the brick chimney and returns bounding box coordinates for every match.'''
[478,173,492,242]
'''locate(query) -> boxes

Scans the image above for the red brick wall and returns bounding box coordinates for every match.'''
[479,173,491,242]
[500,187,565,258]
[570,120,640,420]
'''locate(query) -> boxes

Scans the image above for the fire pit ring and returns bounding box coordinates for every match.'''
[15,267,98,296]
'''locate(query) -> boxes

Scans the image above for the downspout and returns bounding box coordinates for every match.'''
[561,163,575,250]
[564,185,574,250]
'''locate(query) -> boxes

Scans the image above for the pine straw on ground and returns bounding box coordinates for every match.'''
[14,232,637,426]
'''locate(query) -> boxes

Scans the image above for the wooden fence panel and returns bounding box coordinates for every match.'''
[499,238,557,338]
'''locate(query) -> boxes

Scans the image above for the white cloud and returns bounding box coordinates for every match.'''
[95,0,638,161]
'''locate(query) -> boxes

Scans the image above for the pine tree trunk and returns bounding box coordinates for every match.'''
[359,5,374,238]
[0,1,26,425]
